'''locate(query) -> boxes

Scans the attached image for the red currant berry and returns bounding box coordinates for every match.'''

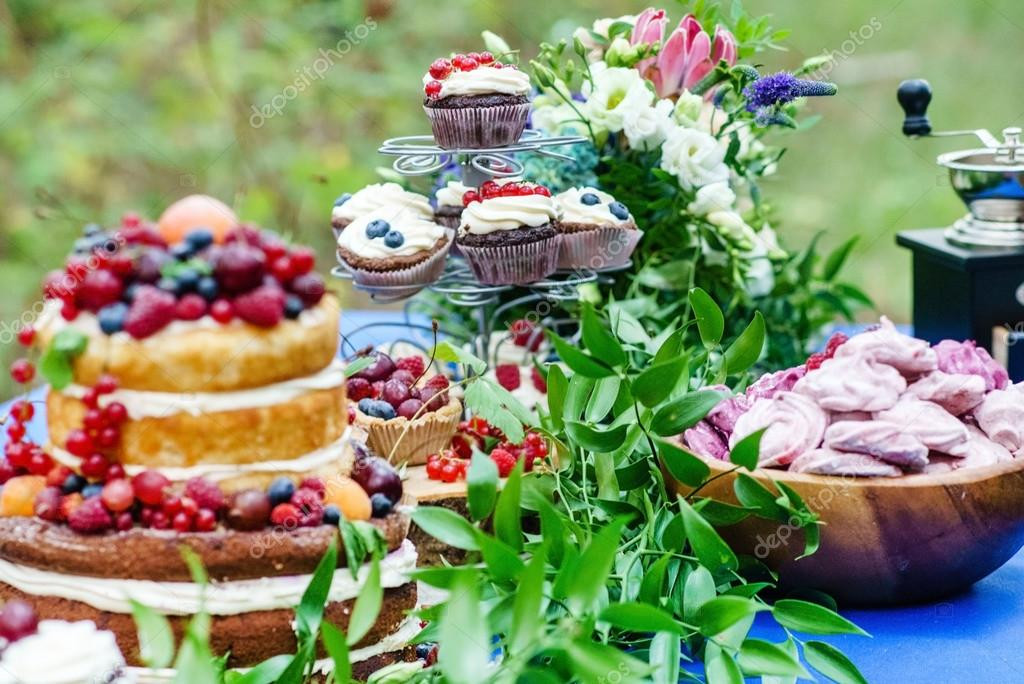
[6,422,25,442]
[105,463,126,482]
[150,510,170,530]
[10,400,33,422]
[180,496,199,518]
[440,462,458,483]
[121,212,141,228]
[459,56,479,71]
[82,388,100,409]
[81,453,110,479]
[10,359,35,385]
[65,430,94,457]
[95,374,118,394]
[478,51,494,64]
[290,247,316,275]
[108,254,134,277]
[424,80,443,98]
[115,511,134,531]
[83,409,106,431]
[194,508,217,532]
[429,58,452,79]
[27,451,53,476]
[517,184,536,196]
[162,495,183,516]
[103,402,128,426]
[270,256,295,282]
[425,458,442,480]
[97,427,120,449]
[60,300,79,321]
[462,190,480,207]
[533,186,551,197]
[262,239,288,263]
[16,326,35,347]
[210,299,235,323]
[172,511,192,532]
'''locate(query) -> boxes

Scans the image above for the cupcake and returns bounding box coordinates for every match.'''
[337,209,452,296]
[456,180,561,285]
[331,183,432,237]
[434,176,521,229]
[554,187,642,270]
[422,52,531,149]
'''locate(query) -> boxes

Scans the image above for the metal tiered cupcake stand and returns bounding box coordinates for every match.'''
[331,131,630,364]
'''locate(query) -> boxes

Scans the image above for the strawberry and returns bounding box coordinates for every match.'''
[234,285,285,327]
[494,364,521,391]
[123,286,176,339]
[395,356,426,377]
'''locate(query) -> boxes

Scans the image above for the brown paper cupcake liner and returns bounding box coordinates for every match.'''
[423,103,531,149]
[337,235,453,297]
[457,236,560,285]
[557,228,643,270]
[355,397,462,466]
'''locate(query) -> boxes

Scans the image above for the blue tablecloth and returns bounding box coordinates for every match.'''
[4,310,1023,682]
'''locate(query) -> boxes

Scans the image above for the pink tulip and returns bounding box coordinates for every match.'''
[632,11,738,99]
[631,7,667,75]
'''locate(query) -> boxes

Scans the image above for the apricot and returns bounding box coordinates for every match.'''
[0,476,46,517]
[324,476,371,521]
[157,194,238,245]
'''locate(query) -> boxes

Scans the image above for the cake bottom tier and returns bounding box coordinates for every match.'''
[0,581,417,668]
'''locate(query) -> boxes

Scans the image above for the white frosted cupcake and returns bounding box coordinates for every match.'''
[456,181,561,285]
[337,210,452,295]
[331,183,432,236]
[554,187,641,270]
[434,176,522,229]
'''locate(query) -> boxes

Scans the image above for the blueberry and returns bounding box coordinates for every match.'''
[98,302,129,334]
[580,192,601,205]
[415,643,436,660]
[83,223,103,237]
[175,268,200,293]
[73,238,92,254]
[322,504,341,526]
[367,400,397,420]
[333,193,352,207]
[383,230,405,249]
[370,493,393,518]
[608,201,630,220]
[81,484,103,499]
[185,228,214,251]
[122,282,141,303]
[61,473,87,495]
[357,398,375,414]
[284,294,304,320]
[267,477,295,506]
[365,219,390,239]
[196,276,219,301]
[170,243,195,261]
[156,277,182,296]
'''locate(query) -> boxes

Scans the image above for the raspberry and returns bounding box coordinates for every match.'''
[425,374,450,391]
[530,367,547,393]
[77,269,123,311]
[395,356,426,377]
[510,319,542,351]
[298,477,326,497]
[806,352,827,371]
[123,285,176,339]
[494,364,521,391]
[346,378,375,402]
[184,477,226,512]
[175,293,207,321]
[490,448,517,478]
[68,497,113,533]
[233,285,285,327]
[824,332,849,358]
[270,502,301,527]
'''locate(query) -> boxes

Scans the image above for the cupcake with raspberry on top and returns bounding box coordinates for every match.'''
[330,182,432,237]
[422,52,531,149]
[337,209,452,296]
[456,180,561,284]
[553,187,642,270]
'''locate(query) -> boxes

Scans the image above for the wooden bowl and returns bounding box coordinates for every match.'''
[671,456,1024,605]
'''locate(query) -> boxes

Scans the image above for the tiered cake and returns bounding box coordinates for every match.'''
[0,196,419,678]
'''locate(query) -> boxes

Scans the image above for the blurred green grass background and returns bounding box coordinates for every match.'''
[2,0,1022,395]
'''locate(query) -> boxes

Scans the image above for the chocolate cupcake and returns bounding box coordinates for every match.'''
[434,176,521,230]
[422,52,531,149]
[337,210,452,296]
[554,187,642,270]
[456,181,561,285]
[331,183,432,238]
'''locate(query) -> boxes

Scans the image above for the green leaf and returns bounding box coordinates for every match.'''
[585,375,621,422]
[52,328,88,355]
[599,602,684,634]
[409,564,478,589]
[173,630,220,684]
[548,331,615,378]
[295,539,338,640]
[321,622,352,683]
[638,554,672,606]
[738,639,810,677]
[439,571,490,684]
[562,518,628,614]
[546,364,569,431]
[729,428,764,471]
[678,497,738,571]
[650,390,726,436]
[723,311,765,375]
[564,639,651,684]
[494,461,523,551]
[411,507,480,551]
[433,340,486,373]
[650,631,681,684]
[38,346,72,390]
[510,546,547,653]
[772,599,869,636]
[466,450,498,521]
[227,654,291,684]
[565,421,628,452]
[179,546,209,586]
[481,30,512,58]
[633,356,690,407]
[477,530,525,582]
[803,640,869,684]
[343,356,374,378]
[823,236,858,281]
[464,379,530,444]
[696,595,766,636]
[688,288,724,348]
[581,304,626,366]
[733,473,786,520]
[682,565,716,623]
[705,645,744,684]
[130,600,174,668]
[338,519,385,579]
[694,499,751,525]
[653,328,685,365]
[347,556,382,645]
[657,438,711,487]
[564,374,595,424]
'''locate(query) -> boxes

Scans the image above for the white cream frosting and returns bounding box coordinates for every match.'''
[339,210,447,259]
[0,540,417,617]
[332,183,433,223]
[555,187,632,225]
[459,194,560,235]
[422,65,530,98]
[435,180,472,208]
[0,620,130,684]
[57,358,345,420]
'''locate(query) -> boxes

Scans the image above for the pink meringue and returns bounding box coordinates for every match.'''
[959,425,1014,468]
[974,389,1024,453]
[874,396,969,457]
[933,339,1008,391]
[730,392,827,468]
[829,411,872,422]
[833,316,937,375]
[906,371,986,416]
[790,448,901,477]
[683,420,729,461]
[823,420,929,470]
[706,394,750,437]
[746,366,807,401]
[793,356,906,412]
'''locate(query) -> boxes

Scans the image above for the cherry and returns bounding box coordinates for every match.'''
[390,369,416,386]
[397,398,424,420]
[16,326,35,346]
[350,455,403,503]
[424,80,442,98]
[381,378,412,408]
[34,487,64,522]
[10,359,35,384]
[226,489,271,531]
[101,479,135,512]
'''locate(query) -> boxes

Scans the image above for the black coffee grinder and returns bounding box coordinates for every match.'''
[895,78,1024,379]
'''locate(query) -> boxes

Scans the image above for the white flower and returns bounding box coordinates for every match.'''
[659,126,729,191]
[673,90,704,127]
[623,99,673,151]
[573,16,636,63]
[741,225,786,297]
[532,101,584,136]
[582,62,654,135]
[687,181,736,216]
[707,210,758,248]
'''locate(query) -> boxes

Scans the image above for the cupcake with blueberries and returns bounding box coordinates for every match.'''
[422,52,531,149]
[337,209,452,296]
[331,183,432,238]
[456,180,561,285]
[553,187,642,270]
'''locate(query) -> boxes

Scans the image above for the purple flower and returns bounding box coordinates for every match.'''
[742,71,837,126]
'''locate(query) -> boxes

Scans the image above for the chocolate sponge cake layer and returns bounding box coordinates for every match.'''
[456,222,556,249]
[422,93,529,109]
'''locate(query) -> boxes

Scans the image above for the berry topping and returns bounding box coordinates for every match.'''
[214,244,266,293]
[383,230,405,249]
[322,504,341,526]
[490,447,518,478]
[64,430,94,458]
[123,285,176,339]
[16,326,35,347]
[395,356,426,377]
[324,477,371,522]
[824,332,849,358]
[462,190,480,206]
[352,352,396,382]
[424,80,443,98]
[132,470,170,506]
[350,452,403,503]
[226,489,271,531]
[233,285,286,327]
[196,276,220,301]
[358,398,397,419]
[284,294,304,319]
[370,493,393,518]
[381,379,413,408]
[531,367,548,393]
[477,51,495,64]
[0,476,45,516]
[365,219,391,239]
[494,364,521,391]
[291,487,325,526]
[98,302,129,334]
[100,479,135,513]
[185,228,215,251]
[267,476,296,507]
[397,398,424,420]
[580,192,601,205]
[270,502,301,528]
[428,58,452,79]
[68,497,113,534]
[33,487,63,522]
[608,201,630,220]
[77,269,124,312]
[290,273,326,306]
[805,352,827,371]
[424,373,450,391]
[0,600,38,642]
[210,298,235,323]
[61,473,87,495]
[334,193,352,207]
[175,293,207,321]
[185,477,226,512]
[346,377,375,402]
[9,359,34,385]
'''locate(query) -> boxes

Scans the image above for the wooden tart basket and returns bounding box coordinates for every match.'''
[669,454,1024,606]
